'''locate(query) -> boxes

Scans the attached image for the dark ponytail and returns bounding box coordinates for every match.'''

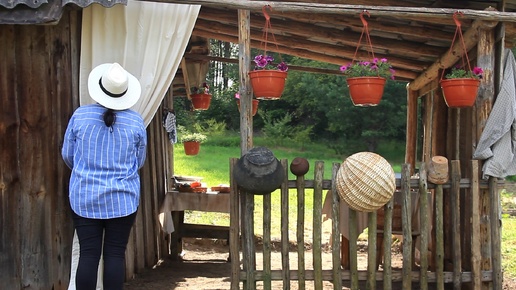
[103,109,116,128]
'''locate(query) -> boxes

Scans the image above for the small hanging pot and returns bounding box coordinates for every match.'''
[249,70,287,100]
[190,93,211,110]
[237,99,259,116]
[346,76,386,106]
[440,78,480,108]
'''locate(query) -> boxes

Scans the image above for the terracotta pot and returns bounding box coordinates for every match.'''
[346,77,386,107]
[190,93,212,110]
[236,99,259,116]
[249,70,287,100]
[183,141,200,155]
[440,78,480,108]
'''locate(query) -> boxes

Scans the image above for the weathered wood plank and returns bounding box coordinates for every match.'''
[281,159,290,290]
[471,160,482,290]
[229,158,240,290]
[451,161,462,289]
[331,163,341,290]
[435,183,445,290]
[366,211,377,290]
[381,198,393,290]
[349,208,359,290]
[419,162,429,290]
[313,161,324,290]
[263,187,272,290]
[489,177,502,290]
[296,174,306,290]
[238,9,253,155]
[401,164,412,289]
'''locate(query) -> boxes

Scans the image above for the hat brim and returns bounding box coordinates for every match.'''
[88,63,142,110]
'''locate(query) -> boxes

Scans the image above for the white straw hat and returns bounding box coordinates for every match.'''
[88,63,141,110]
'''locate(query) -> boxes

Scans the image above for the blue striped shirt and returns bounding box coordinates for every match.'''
[62,104,147,219]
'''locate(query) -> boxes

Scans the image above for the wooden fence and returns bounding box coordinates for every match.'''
[228,158,503,290]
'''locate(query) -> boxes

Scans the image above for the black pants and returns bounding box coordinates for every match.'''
[72,210,137,290]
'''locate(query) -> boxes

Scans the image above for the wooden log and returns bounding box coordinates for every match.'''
[435,184,445,290]
[230,158,241,290]
[331,163,342,290]
[367,211,377,290]
[451,161,462,290]
[281,159,290,290]
[238,9,253,155]
[471,160,482,290]
[313,161,324,290]
[349,208,359,290]
[382,198,393,290]
[419,163,429,290]
[405,89,418,174]
[263,190,272,290]
[489,177,502,290]
[296,174,306,290]
[427,156,449,185]
[401,164,413,289]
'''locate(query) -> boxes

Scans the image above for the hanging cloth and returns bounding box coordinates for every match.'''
[473,49,516,179]
[162,110,177,144]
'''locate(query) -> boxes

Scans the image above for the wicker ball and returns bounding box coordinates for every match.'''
[335,152,395,212]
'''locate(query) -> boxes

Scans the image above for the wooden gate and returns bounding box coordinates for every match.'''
[228,158,502,290]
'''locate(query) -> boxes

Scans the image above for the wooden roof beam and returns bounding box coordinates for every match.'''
[192,24,419,79]
[409,16,498,91]
[140,0,516,22]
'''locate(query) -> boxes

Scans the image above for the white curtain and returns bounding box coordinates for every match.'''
[79,1,200,127]
[69,2,200,289]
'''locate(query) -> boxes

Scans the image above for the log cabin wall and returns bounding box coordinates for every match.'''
[0,7,168,289]
[0,9,80,289]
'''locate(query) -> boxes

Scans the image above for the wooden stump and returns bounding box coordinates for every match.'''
[427,156,449,184]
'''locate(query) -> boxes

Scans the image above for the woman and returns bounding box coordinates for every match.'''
[62,63,147,290]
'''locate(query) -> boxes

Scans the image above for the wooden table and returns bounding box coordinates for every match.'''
[159,191,231,259]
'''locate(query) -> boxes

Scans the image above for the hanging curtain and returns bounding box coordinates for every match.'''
[69,3,200,289]
[79,1,200,127]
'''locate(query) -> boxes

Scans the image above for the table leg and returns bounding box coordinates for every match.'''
[169,211,185,260]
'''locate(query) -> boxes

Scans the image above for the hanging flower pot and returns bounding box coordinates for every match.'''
[183,141,201,155]
[440,78,480,108]
[190,93,212,110]
[249,69,288,100]
[346,76,386,107]
[236,99,259,116]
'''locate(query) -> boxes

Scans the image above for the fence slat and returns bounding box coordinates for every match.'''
[489,176,502,290]
[401,163,413,290]
[419,162,429,290]
[349,208,359,290]
[331,163,342,290]
[451,161,462,290]
[296,174,306,290]
[435,183,444,290]
[313,161,324,290]
[367,211,377,290]
[263,192,272,290]
[230,158,240,290]
[471,160,481,290]
[281,159,290,290]
[382,198,393,290]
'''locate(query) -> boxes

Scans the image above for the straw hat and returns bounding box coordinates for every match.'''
[335,152,395,212]
[233,147,284,195]
[88,63,141,110]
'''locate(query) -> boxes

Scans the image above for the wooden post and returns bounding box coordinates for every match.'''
[419,162,429,290]
[280,159,290,290]
[296,174,306,290]
[230,158,241,290]
[349,208,359,290]
[405,87,418,175]
[263,190,272,290]
[366,211,377,290]
[331,163,342,290]
[434,183,444,290]
[313,161,324,290]
[470,160,481,290]
[401,163,412,290]
[238,8,252,155]
[382,198,393,290]
[489,177,502,290]
[450,161,462,290]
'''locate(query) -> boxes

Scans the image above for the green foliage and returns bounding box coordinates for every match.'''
[179,132,207,143]
[340,58,395,79]
[444,66,484,79]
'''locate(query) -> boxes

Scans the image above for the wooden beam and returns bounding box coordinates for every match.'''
[138,0,516,23]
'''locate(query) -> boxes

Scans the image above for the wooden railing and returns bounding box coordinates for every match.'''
[228,159,503,290]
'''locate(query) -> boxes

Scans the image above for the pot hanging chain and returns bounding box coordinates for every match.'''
[351,10,379,76]
[440,11,473,80]
[260,5,283,64]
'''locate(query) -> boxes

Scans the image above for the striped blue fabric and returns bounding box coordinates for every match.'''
[62,104,147,219]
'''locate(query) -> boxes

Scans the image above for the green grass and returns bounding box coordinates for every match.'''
[502,216,516,278]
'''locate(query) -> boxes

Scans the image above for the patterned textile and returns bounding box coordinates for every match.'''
[473,49,516,179]
[163,110,177,144]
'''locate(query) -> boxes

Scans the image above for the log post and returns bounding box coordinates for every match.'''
[427,156,449,185]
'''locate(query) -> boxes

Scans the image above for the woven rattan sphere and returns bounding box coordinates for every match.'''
[336,152,395,212]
